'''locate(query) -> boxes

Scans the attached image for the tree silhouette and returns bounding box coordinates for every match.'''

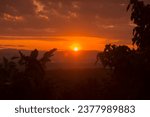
[96,44,132,71]
[95,0,150,99]
[97,0,150,70]
[127,0,150,51]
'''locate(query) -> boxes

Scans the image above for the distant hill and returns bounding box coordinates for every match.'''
[0,49,102,69]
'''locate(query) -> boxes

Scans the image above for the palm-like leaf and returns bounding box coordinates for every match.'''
[30,49,38,59]
[40,48,57,67]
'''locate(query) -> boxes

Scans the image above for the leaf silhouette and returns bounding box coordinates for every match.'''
[30,49,38,59]
[3,57,8,69]
[40,48,57,67]
[11,56,19,60]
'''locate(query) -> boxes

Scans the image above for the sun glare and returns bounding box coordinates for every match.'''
[70,43,81,52]
[73,47,79,52]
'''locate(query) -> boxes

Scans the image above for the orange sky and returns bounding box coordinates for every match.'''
[1,0,146,51]
[0,36,123,51]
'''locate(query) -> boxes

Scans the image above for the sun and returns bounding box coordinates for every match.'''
[70,43,81,52]
[73,47,79,52]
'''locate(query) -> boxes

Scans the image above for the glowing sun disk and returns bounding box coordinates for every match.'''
[73,47,79,52]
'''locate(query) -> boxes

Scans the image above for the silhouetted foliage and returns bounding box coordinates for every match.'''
[0,48,57,99]
[96,0,150,99]
[96,44,132,70]
[127,0,150,51]
[40,48,57,68]
[0,57,18,84]
[1,0,150,100]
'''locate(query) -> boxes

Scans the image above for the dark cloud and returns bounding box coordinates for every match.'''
[0,0,35,15]
[0,0,150,42]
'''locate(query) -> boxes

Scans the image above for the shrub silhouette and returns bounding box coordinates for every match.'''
[96,44,132,70]
[0,57,18,85]
[0,48,57,99]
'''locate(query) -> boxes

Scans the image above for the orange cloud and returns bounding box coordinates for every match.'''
[3,13,24,22]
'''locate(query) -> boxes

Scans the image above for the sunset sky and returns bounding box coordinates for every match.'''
[0,0,149,51]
